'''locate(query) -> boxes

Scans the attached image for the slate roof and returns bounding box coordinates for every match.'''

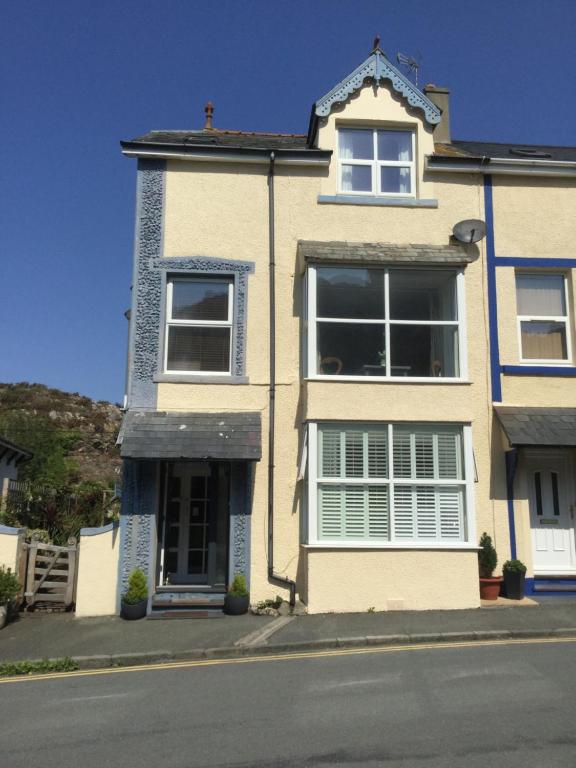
[119,411,262,461]
[0,436,32,464]
[435,140,576,163]
[297,240,477,270]
[495,407,576,447]
[123,129,311,151]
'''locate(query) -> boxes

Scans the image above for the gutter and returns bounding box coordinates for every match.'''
[267,150,296,608]
[426,155,576,178]
[121,142,331,167]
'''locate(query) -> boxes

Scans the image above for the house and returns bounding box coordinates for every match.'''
[0,435,32,505]
[117,42,576,615]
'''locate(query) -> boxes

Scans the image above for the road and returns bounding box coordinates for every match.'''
[2,638,576,767]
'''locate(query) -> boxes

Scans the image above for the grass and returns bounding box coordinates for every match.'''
[0,657,78,677]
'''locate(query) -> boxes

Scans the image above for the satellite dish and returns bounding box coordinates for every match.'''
[452,219,486,244]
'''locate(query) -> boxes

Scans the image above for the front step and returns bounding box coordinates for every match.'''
[149,590,226,618]
[532,576,576,595]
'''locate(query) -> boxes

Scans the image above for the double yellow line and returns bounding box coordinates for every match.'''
[2,635,576,685]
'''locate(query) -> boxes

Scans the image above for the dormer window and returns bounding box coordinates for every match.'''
[338,128,415,197]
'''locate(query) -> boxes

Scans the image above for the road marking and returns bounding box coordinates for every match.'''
[2,635,576,685]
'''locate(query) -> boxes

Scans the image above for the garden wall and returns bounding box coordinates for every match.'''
[75,523,120,618]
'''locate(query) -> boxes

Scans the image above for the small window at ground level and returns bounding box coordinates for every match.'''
[515,273,570,363]
[338,128,415,197]
[165,277,233,374]
[310,423,471,546]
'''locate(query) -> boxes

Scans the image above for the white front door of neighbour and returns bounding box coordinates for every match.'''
[527,453,576,574]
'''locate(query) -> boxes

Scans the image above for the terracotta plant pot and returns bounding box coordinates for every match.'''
[479,577,503,600]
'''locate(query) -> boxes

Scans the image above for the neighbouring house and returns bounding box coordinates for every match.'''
[0,435,32,505]
[115,41,576,616]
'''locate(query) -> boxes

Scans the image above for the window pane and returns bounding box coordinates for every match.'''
[318,484,389,541]
[317,322,386,376]
[317,268,385,319]
[520,321,567,360]
[341,164,372,192]
[389,270,456,321]
[516,274,565,316]
[320,429,341,477]
[339,129,373,160]
[393,485,463,541]
[390,325,459,377]
[380,167,411,194]
[167,326,231,371]
[377,131,412,161]
[171,280,230,321]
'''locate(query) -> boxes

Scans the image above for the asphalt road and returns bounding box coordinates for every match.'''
[2,639,576,768]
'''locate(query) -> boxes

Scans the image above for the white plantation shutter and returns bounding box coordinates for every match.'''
[437,431,461,479]
[321,430,341,477]
[416,486,437,538]
[368,430,388,477]
[344,431,364,477]
[393,485,415,539]
[438,486,464,539]
[414,432,435,479]
[344,486,366,537]
[318,485,343,538]
[319,484,390,541]
[393,430,412,478]
[368,486,389,538]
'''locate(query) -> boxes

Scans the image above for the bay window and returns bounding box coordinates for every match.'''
[515,273,571,363]
[338,128,415,197]
[308,265,464,379]
[307,423,474,546]
[164,277,233,374]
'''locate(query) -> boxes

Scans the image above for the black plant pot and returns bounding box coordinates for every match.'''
[224,594,249,616]
[121,598,148,620]
[503,570,526,600]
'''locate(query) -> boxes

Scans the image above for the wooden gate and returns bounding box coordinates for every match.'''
[24,537,78,609]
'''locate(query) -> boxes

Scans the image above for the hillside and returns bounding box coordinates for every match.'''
[0,383,122,486]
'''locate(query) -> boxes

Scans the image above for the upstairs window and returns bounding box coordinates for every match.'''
[515,273,571,363]
[308,266,464,379]
[338,128,415,197]
[165,277,233,374]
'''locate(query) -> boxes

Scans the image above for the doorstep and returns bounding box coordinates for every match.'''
[481,596,538,608]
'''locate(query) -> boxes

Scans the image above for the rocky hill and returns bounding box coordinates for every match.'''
[0,383,122,485]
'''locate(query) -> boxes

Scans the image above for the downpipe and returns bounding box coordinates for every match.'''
[267,151,296,608]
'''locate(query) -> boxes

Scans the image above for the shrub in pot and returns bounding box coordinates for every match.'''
[0,566,21,630]
[478,532,502,600]
[121,568,148,620]
[503,559,527,600]
[224,573,249,615]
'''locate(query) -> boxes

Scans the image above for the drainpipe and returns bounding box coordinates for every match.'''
[267,151,296,607]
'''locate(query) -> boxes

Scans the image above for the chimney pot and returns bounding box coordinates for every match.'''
[204,101,214,130]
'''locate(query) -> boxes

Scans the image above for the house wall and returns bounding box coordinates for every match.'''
[75,524,120,618]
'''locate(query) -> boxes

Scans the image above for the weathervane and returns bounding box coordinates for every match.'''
[396,51,422,87]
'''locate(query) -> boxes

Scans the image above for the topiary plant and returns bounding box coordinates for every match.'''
[228,573,248,597]
[503,559,527,574]
[122,569,148,605]
[0,566,21,605]
[478,532,498,578]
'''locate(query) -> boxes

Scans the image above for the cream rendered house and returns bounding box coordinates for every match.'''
[117,44,576,616]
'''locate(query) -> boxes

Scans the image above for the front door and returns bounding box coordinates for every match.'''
[160,461,229,586]
[527,453,576,574]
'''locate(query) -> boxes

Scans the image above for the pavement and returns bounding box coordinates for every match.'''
[2,597,576,669]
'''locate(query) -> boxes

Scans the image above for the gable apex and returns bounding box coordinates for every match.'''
[313,47,442,128]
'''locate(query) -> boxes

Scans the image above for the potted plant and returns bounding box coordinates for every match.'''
[120,568,148,620]
[478,532,502,600]
[0,566,21,629]
[503,559,527,600]
[224,573,249,615]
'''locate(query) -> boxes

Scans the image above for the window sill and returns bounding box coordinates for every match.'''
[302,543,479,551]
[501,365,576,378]
[153,374,249,384]
[305,376,471,385]
[317,195,438,208]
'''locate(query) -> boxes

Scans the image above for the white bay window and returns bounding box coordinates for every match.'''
[307,423,474,547]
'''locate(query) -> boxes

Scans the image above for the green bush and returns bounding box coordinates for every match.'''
[478,532,498,578]
[228,573,248,597]
[122,569,148,605]
[0,566,21,605]
[503,559,527,574]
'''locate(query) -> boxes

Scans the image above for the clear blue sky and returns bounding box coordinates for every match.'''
[2,0,575,404]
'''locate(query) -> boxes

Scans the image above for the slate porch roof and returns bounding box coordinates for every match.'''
[119,411,262,461]
[495,406,576,447]
[298,240,477,270]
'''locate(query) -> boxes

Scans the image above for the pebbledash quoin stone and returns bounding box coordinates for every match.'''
[103,40,576,617]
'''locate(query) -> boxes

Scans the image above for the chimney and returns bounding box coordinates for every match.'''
[204,101,214,131]
[423,85,450,144]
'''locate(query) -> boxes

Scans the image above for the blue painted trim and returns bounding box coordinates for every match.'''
[495,257,576,268]
[80,522,117,537]
[317,195,438,208]
[525,577,534,595]
[505,449,518,560]
[484,176,502,402]
[0,525,25,536]
[502,365,576,377]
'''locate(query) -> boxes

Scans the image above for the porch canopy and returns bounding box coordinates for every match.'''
[119,411,261,460]
[495,406,576,447]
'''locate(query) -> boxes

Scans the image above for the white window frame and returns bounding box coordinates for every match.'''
[306,422,476,549]
[337,127,416,198]
[515,272,572,365]
[164,277,234,375]
[306,265,468,382]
